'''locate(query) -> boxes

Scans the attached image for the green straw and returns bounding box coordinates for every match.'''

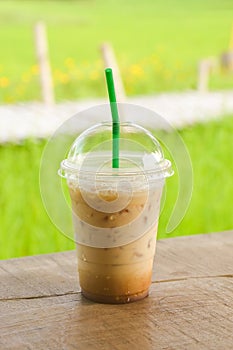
[105,68,120,168]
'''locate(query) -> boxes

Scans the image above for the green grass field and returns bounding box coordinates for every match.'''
[0,1,233,259]
[0,0,233,102]
[1,115,232,259]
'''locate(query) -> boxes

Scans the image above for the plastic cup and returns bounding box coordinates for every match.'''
[59,122,173,303]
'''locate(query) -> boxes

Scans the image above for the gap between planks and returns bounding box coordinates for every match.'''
[1,274,232,302]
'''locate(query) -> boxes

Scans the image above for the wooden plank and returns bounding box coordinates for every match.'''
[0,231,232,299]
[0,277,233,349]
[0,251,79,300]
[155,230,233,281]
[0,231,232,349]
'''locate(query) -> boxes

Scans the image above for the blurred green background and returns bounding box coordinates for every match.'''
[1,0,233,102]
[0,0,233,259]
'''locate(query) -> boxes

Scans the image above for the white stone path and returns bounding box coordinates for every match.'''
[1,90,233,142]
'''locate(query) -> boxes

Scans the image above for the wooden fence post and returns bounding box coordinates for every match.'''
[34,21,55,105]
[197,59,211,93]
[100,42,126,101]
[220,51,233,72]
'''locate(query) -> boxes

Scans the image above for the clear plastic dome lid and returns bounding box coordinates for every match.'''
[59,122,173,181]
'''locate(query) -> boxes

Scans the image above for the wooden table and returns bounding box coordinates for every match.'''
[0,231,233,349]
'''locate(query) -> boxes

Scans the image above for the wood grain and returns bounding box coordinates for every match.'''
[0,231,232,349]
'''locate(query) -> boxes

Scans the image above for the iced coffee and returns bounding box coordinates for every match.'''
[59,121,173,304]
[69,183,163,303]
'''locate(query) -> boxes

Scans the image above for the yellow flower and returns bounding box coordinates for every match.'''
[89,70,99,81]
[53,69,62,79]
[5,96,14,103]
[0,76,10,88]
[150,54,159,62]
[53,70,69,84]
[31,65,39,75]
[129,64,144,77]
[65,57,75,69]
[59,73,69,84]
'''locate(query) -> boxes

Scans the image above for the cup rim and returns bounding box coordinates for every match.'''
[58,158,174,180]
